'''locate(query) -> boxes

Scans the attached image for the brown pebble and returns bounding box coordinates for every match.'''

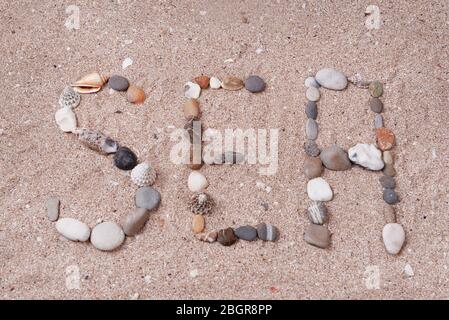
[304,224,331,249]
[217,228,237,246]
[194,76,210,89]
[196,230,218,243]
[192,214,205,233]
[383,204,396,223]
[183,99,200,119]
[121,208,149,236]
[221,76,244,91]
[127,85,146,104]
[383,163,396,177]
[376,128,395,151]
[369,97,383,113]
[383,151,394,164]
[304,156,323,179]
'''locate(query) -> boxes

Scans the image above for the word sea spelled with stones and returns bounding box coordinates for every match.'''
[302,68,404,255]
[51,72,161,251]
[183,75,280,246]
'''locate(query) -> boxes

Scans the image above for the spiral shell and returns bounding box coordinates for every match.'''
[74,128,118,155]
[131,162,156,187]
[189,192,214,215]
[58,86,81,109]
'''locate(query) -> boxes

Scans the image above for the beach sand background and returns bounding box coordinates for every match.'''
[0,0,448,299]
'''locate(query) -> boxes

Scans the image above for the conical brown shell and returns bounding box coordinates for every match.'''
[71,72,108,93]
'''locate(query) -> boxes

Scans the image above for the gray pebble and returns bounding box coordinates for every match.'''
[383,164,396,177]
[108,75,130,91]
[304,139,320,157]
[306,119,318,140]
[234,225,258,241]
[383,188,399,204]
[304,224,330,249]
[320,145,351,171]
[305,101,317,119]
[304,76,320,88]
[244,75,266,93]
[307,201,328,225]
[369,97,383,113]
[135,186,161,210]
[306,87,320,101]
[374,114,383,128]
[45,196,60,222]
[379,176,396,189]
[121,208,149,236]
[256,223,280,242]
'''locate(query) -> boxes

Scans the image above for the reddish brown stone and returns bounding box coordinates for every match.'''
[194,76,210,89]
[376,128,395,151]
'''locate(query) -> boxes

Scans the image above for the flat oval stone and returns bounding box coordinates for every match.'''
[209,77,221,89]
[45,196,60,222]
[383,188,399,204]
[304,224,330,249]
[56,218,90,242]
[305,119,318,140]
[304,156,323,179]
[369,81,383,97]
[304,140,320,157]
[374,114,383,128]
[376,128,395,151]
[307,201,328,225]
[90,221,125,251]
[244,75,266,93]
[121,208,149,236]
[304,76,319,88]
[55,107,77,132]
[307,177,333,202]
[369,97,383,113]
[192,214,205,233]
[221,76,244,91]
[183,99,200,118]
[315,68,347,90]
[114,147,138,170]
[135,186,161,210]
[306,87,320,101]
[379,176,396,189]
[217,228,237,246]
[382,223,405,254]
[383,163,396,177]
[305,101,317,119]
[256,223,280,242]
[320,145,351,171]
[108,75,129,91]
[234,225,258,241]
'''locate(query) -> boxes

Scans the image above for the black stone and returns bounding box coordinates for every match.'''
[114,147,138,170]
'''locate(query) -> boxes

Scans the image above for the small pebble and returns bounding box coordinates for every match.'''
[244,75,266,93]
[135,186,161,210]
[217,228,237,246]
[304,156,323,179]
[315,68,348,90]
[404,264,414,277]
[379,176,396,189]
[305,119,318,140]
[304,76,319,88]
[234,225,258,241]
[307,201,328,225]
[256,223,280,242]
[304,139,320,157]
[126,85,146,104]
[221,76,244,91]
[45,196,60,222]
[121,208,149,236]
[209,77,221,89]
[382,223,405,255]
[376,128,395,151]
[383,188,399,204]
[307,177,333,202]
[320,145,351,171]
[108,75,129,91]
[374,114,383,128]
[383,163,396,177]
[383,151,394,164]
[306,86,320,101]
[55,107,77,132]
[305,101,317,119]
[369,97,383,113]
[383,204,396,223]
[188,171,208,192]
[184,81,201,99]
[90,221,125,251]
[369,81,383,97]
[196,230,218,243]
[304,224,331,249]
[194,76,210,89]
[192,214,205,233]
[56,218,90,242]
[183,99,200,119]
[114,147,138,170]
[348,143,384,171]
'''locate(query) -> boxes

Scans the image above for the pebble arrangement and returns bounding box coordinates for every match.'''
[302,68,404,254]
[182,75,280,246]
[51,72,161,251]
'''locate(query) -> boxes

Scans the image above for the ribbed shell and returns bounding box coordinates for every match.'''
[131,162,156,187]
[74,128,118,155]
[189,192,214,215]
[59,86,81,109]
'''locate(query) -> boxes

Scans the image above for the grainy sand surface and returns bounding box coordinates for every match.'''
[0,0,448,299]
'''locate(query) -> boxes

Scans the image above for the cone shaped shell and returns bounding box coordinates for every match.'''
[71,72,108,94]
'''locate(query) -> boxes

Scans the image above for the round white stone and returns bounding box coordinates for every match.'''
[188,171,208,192]
[307,177,333,202]
[210,77,222,89]
[56,218,90,242]
[315,68,348,90]
[304,76,319,88]
[55,107,77,132]
[306,87,320,102]
[348,143,384,170]
[90,221,125,251]
[382,223,405,255]
[184,81,201,99]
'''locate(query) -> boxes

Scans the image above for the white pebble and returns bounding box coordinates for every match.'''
[348,143,384,170]
[304,76,319,88]
[404,264,414,277]
[306,86,320,101]
[184,81,201,99]
[188,171,208,192]
[315,68,348,90]
[307,177,333,202]
[210,77,221,89]
[382,223,405,255]
[189,269,199,278]
[56,218,90,242]
[55,107,77,132]
[90,221,125,251]
[122,57,133,69]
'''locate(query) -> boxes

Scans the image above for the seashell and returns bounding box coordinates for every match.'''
[307,201,328,225]
[55,107,77,132]
[184,81,201,99]
[74,128,118,154]
[131,162,156,187]
[71,72,108,94]
[58,86,80,109]
[209,77,222,89]
[221,76,244,91]
[196,230,218,243]
[127,85,146,104]
[189,192,214,215]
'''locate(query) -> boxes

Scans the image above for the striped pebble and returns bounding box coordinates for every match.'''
[256,223,280,242]
[307,201,328,225]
